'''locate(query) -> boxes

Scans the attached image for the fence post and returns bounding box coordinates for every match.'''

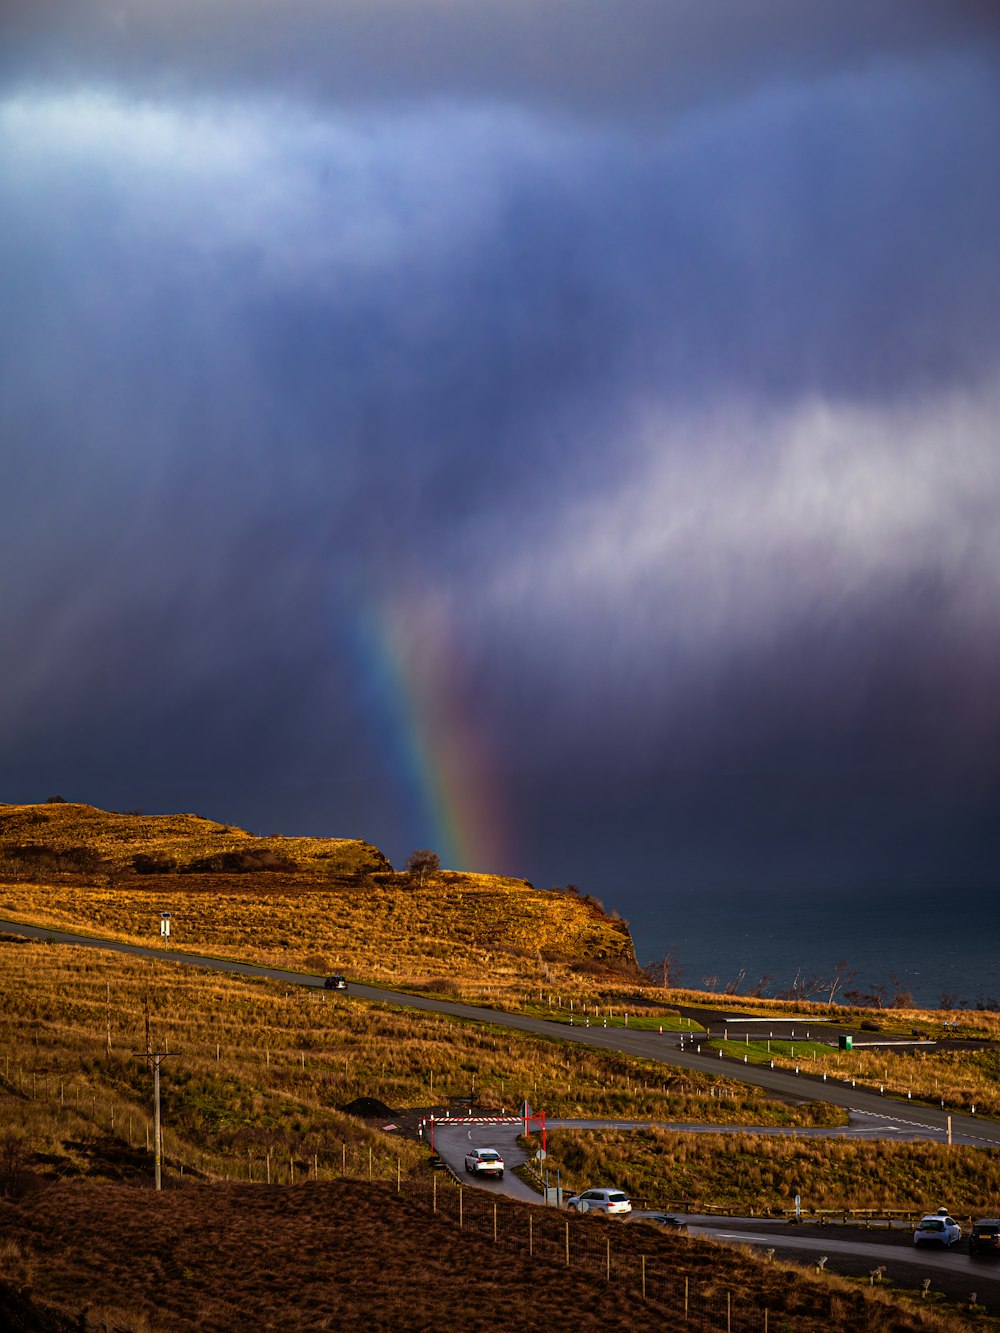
[684,1276,688,1316]
[565,1222,570,1266]
[727,1291,731,1332]
[342,1142,346,1176]
[397,1159,401,1193]
[493,1203,498,1243]
[641,1255,646,1300]
[459,1187,464,1229]
[606,1238,610,1282]
[433,1175,437,1213]
[529,1213,533,1256]
[368,1146,373,1181]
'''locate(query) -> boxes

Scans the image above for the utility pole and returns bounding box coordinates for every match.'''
[134,995,175,1192]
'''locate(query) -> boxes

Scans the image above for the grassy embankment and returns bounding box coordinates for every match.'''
[543,1126,1000,1217]
[703,1034,1000,1118]
[0,938,842,1191]
[0,802,634,1001]
[3,1178,984,1333]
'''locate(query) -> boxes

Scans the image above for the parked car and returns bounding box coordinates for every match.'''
[324,975,348,991]
[913,1212,961,1247]
[464,1147,504,1178]
[565,1188,632,1216]
[970,1219,1000,1257]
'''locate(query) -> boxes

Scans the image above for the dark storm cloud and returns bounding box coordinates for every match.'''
[1,6,999,917]
[3,0,999,117]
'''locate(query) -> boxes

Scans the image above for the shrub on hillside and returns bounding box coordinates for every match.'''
[0,843,100,875]
[181,849,298,874]
[132,853,178,875]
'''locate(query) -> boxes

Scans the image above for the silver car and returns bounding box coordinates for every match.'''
[914,1213,961,1247]
[566,1188,632,1216]
[464,1147,504,1178]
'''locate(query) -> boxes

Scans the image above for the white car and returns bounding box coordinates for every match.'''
[566,1188,632,1216]
[465,1147,504,1178]
[914,1212,961,1247]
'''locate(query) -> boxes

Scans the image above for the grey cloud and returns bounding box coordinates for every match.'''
[1,24,999,898]
[3,0,998,119]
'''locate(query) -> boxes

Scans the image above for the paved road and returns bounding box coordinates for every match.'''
[692,1218,1000,1307]
[425,1108,948,1210]
[3,916,997,1149]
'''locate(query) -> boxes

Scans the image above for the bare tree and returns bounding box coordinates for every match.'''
[826,960,856,1006]
[404,849,441,888]
[724,968,747,996]
[641,948,682,988]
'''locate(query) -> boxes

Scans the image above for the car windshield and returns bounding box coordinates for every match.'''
[608,1193,629,1203]
[918,1220,944,1231]
[479,1151,500,1160]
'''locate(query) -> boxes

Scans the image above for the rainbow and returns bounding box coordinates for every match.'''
[354,595,508,875]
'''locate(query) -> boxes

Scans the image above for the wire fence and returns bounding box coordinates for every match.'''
[409,1174,804,1331]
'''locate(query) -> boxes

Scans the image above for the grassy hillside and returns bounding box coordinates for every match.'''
[0,802,635,989]
[3,1179,985,1333]
[0,941,985,1332]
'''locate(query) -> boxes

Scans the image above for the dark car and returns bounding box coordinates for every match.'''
[970,1220,1000,1257]
[324,974,348,991]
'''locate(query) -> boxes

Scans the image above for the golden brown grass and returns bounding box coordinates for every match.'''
[0,802,634,995]
[0,939,843,1195]
[545,1126,1000,1217]
[0,1177,988,1332]
[711,1036,1000,1118]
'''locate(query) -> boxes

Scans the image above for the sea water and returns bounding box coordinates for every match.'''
[633,894,1000,1010]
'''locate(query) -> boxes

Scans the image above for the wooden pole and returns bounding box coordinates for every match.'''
[565,1222,570,1266]
[459,1187,464,1229]
[641,1255,646,1300]
[153,1054,162,1191]
[529,1213,532,1256]
[493,1203,497,1242]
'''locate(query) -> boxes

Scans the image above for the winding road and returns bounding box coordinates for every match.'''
[2,915,997,1152]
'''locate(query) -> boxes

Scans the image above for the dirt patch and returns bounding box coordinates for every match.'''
[340,1096,396,1119]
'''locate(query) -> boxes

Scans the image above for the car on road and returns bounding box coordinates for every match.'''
[465,1147,504,1178]
[913,1212,961,1247]
[323,975,348,991]
[566,1188,632,1216]
[970,1219,1000,1257]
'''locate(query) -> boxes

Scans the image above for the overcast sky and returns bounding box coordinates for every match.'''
[2,2,999,945]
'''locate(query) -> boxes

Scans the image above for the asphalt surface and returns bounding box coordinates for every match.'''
[693,1218,1000,1309]
[2,915,998,1152]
